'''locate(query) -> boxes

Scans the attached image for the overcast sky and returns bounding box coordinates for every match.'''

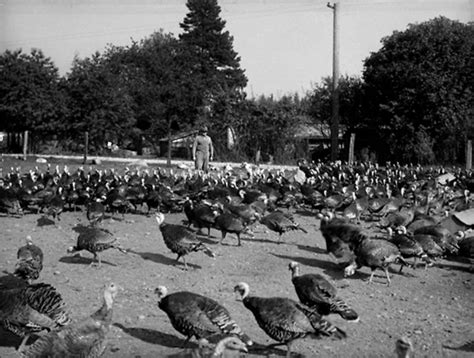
[1,0,472,97]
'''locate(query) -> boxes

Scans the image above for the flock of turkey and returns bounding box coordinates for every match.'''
[0,159,473,357]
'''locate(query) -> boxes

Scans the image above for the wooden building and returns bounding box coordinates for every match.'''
[293,122,345,161]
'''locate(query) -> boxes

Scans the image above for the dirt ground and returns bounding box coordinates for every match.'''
[0,204,473,358]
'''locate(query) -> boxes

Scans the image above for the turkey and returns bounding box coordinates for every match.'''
[155,212,215,270]
[234,282,346,358]
[260,210,307,244]
[154,286,252,348]
[378,206,415,229]
[318,212,365,265]
[413,224,460,255]
[183,199,220,237]
[457,231,474,271]
[20,282,118,358]
[390,227,428,270]
[105,188,134,217]
[166,336,248,358]
[214,212,249,246]
[344,236,410,286]
[67,227,128,268]
[0,187,23,217]
[0,283,71,351]
[14,236,44,284]
[222,198,263,227]
[288,262,358,321]
[411,233,444,267]
[86,200,106,226]
[42,188,65,221]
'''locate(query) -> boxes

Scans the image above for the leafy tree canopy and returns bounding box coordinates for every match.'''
[0,49,66,134]
[363,16,474,163]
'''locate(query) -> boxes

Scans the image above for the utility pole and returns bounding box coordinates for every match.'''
[327,2,340,161]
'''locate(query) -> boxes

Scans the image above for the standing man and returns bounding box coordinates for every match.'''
[192,125,214,172]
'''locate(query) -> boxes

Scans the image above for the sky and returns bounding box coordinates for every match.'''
[1,0,472,98]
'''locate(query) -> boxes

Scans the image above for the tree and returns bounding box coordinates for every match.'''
[65,51,136,153]
[179,0,248,154]
[0,49,67,150]
[231,94,307,163]
[363,17,474,163]
[305,75,365,131]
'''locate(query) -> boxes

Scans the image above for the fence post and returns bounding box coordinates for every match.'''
[467,139,472,171]
[23,130,28,161]
[348,132,355,165]
[83,131,89,164]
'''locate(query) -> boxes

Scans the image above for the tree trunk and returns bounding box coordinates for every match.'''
[167,118,172,166]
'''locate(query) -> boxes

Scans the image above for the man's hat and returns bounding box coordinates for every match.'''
[200,125,208,133]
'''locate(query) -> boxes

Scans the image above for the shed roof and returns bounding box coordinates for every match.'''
[159,130,198,143]
[294,123,344,139]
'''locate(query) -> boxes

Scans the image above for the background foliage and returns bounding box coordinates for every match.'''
[0,5,472,165]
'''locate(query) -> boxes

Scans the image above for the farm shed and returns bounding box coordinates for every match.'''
[158,130,198,159]
[294,123,345,161]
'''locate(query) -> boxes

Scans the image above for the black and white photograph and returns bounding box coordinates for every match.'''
[0,0,473,357]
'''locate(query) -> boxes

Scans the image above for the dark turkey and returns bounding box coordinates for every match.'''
[288,262,358,321]
[344,237,409,286]
[456,231,474,271]
[378,206,415,229]
[319,212,365,265]
[214,212,248,246]
[67,227,127,267]
[154,286,252,348]
[223,198,263,227]
[413,224,460,255]
[411,233,444,266]
[21,282,118,358]
[86,200,106,226]
[155,212,215,270]
[105,189,134,217]
[0,283,71,351]
[234,282,346,358]
[14,236,44,284]
[260,210,307,243]
[42,189,65,221]
[183,199,220,237]
[0,187,23,217]
[390,227,428,270]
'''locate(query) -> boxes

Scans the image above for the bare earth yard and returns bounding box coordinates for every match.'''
[0,207,473,357]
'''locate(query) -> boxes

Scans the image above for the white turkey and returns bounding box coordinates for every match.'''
[0,283,71,351]
[155,212,215,270]
[154,286,252,348]
[20,283,118,358]
[234,282,346,358]
[14,236,44,284]
[288,262,358,321]
[67,227,128,268]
